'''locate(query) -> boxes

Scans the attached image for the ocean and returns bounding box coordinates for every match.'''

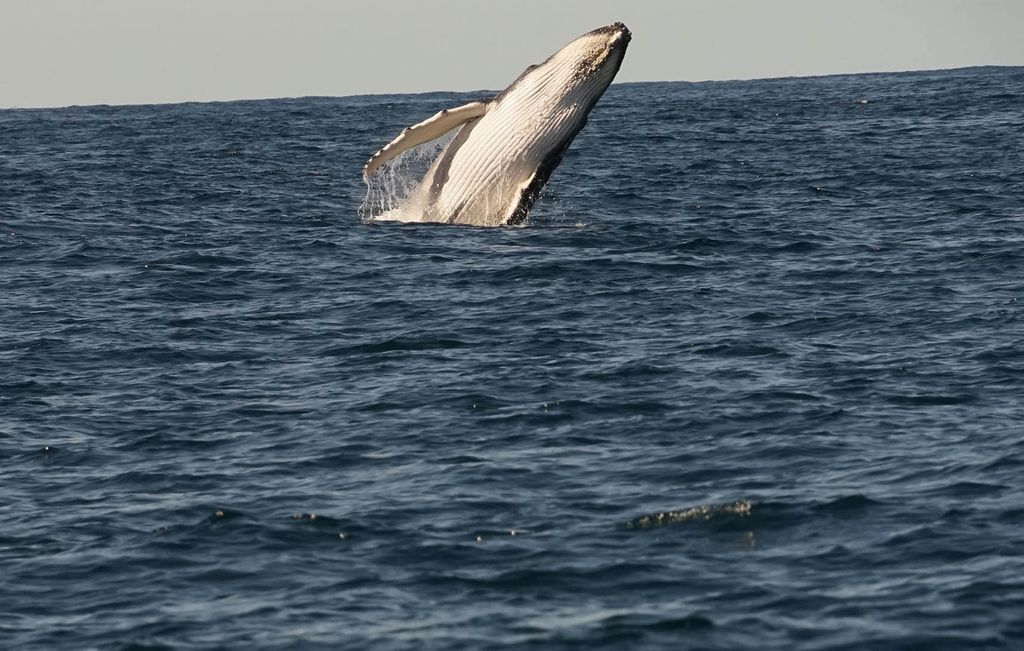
[2,66,1023,649]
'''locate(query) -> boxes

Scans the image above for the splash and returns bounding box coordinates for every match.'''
[358,132,455,223]
[628,500,753,528]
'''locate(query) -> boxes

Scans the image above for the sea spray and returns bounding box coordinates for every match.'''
[359,132,455,222]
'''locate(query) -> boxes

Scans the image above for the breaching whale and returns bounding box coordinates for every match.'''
[362,22,631,226]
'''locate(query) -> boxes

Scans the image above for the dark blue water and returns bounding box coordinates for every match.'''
[2,66,1023,649]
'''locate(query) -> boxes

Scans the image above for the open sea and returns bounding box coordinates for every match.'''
[2,66,1023,649]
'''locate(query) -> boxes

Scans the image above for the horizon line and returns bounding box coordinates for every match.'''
[2,64,1017,112]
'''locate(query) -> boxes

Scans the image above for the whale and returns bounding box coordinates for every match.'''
[362,22,631,227]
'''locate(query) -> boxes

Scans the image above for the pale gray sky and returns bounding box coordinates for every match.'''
[2,0,1022,109]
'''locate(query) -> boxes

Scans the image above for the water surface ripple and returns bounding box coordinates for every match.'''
[2,67,1023,649]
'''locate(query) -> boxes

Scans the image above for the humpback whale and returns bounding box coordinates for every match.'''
[362,22,631,226]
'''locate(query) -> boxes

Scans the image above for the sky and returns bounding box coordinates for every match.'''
[2,0,1023,109]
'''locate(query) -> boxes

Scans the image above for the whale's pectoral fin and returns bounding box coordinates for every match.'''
[362,101,489,179]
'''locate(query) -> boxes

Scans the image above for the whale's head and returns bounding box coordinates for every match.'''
[547,22,631,96]
[567,22,631,81]
[502,22,630,110]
